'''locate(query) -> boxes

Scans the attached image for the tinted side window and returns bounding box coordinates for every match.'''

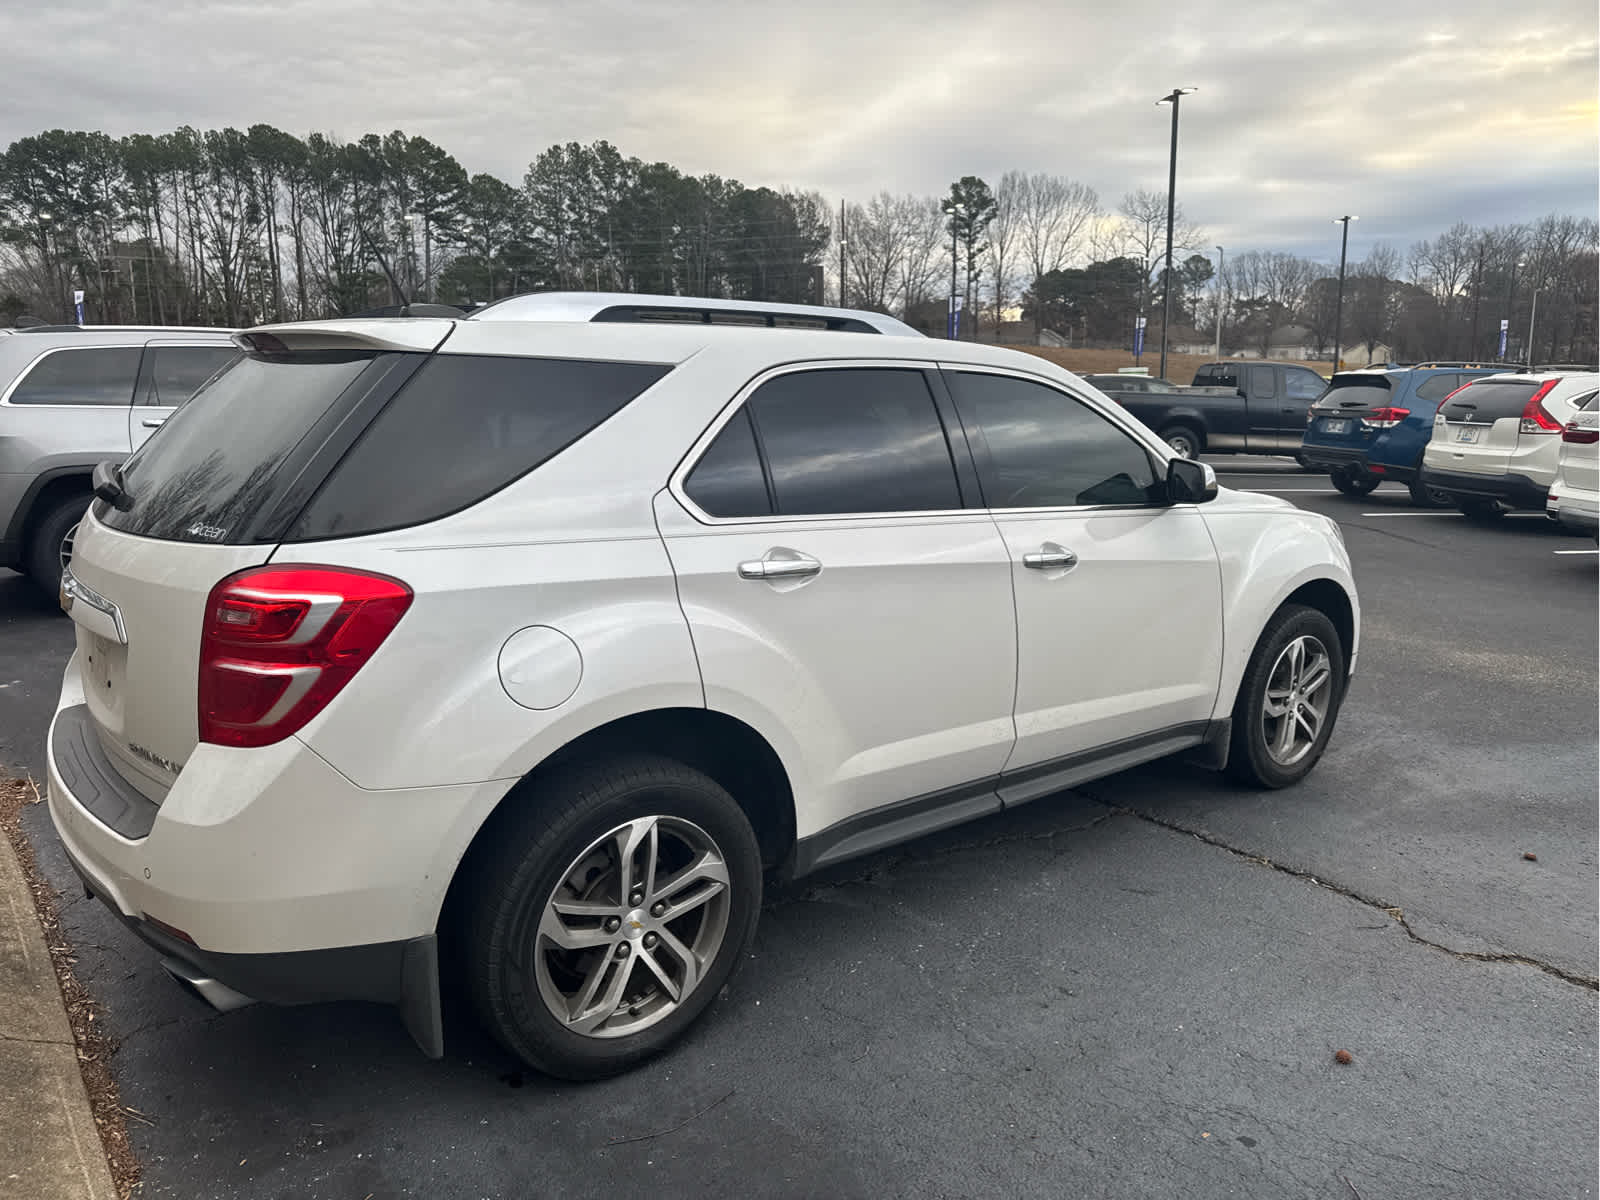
[946,372,1160,508]
[1249,365,1277,399]
[1413,374,1461,404]
[1575,391,1598,412]
[290,355,670,540]
[684,408,771,518]
[141,345,241,406]
[743,369,960,516]
[9,347,141,406]
[1285,370,1325,402]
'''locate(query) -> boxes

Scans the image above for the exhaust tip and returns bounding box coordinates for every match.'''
[158,958,257,1013]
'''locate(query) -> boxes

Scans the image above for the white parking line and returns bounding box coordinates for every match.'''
[1239,488,1334,493]
[1358,511,1462,517]
[1553,549,1598,555]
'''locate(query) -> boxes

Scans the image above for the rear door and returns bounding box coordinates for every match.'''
[659,364,1018,843]
[941,367,1223,779]
[1243,364,1283,450]
[1283,367,1328,439]
[129,342,241,450]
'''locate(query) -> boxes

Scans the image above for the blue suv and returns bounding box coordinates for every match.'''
[1300,363,1517,504]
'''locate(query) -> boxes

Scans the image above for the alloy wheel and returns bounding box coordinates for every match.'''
[533,816,731,1039]
[1260,634,1334,767]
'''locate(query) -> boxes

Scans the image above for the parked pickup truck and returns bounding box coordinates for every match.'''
[1086,361,1329,460]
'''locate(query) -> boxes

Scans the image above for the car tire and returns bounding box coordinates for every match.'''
[1159,426,1202,459]
[1407,477,1452,507]
[1457,498,1505,521]
[25,493,92,600]
[464,753,762,1081]
[1330,467,1378,498]
[1226,604,1347,789]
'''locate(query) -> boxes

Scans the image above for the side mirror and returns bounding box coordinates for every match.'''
[1167,457,1218,504]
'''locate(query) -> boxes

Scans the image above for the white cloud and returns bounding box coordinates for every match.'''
[1,0,1593,255]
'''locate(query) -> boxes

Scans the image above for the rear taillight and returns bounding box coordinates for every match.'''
[199,566,412,748]
[1563,422,1600,445]
[1519,380,1563,434]
[1362,407,1410,429]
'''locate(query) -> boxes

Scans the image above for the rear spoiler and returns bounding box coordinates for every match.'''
[237,319,454,355]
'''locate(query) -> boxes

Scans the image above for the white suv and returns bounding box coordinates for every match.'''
[1422,370,1600,519]
[46,294,1358,1079]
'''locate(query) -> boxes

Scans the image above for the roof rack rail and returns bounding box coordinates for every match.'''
[1404,361,1524,370]
[468,291,922,336]
[13,323,86,334]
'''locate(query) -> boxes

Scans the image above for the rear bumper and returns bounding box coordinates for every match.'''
[1417,467,1548,509]
[1547,485,1600,534]
[44,653,508,1055]
[1298,445,1417,481]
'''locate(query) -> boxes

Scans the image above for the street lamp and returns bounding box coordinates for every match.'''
[1213,244,1224,360]
[1331,216,1357,371]
[1156,86,1197,381]
[943,200,966,340]
[1526,285,1540,368]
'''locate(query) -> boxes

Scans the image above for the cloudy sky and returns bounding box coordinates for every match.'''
[3,0,1595,264]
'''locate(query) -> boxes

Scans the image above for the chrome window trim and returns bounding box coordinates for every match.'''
[667,357,979,527]
[668,357,1184,527]
[935,361,1181,518]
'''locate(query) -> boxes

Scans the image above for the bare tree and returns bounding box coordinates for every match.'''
[897,195,949,316]
[1349,244,1402,360]
[844,192,906,312]
[1112,188,1202,314]
[989,170,1025,326]
[1018,173,1100,284]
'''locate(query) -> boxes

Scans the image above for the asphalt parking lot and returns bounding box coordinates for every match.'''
[2,458,1595,1200]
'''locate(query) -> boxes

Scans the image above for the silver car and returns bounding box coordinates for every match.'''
[0,325,238,594]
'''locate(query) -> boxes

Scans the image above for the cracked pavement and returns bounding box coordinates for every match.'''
[1,462,1594,1199]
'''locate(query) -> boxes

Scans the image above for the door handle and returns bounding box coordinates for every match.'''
[738,554,821,581]
[141,417,167,428]
[1023,545,1078,570]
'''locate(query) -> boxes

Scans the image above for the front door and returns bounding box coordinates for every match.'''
[658,364,1019,845]
[941,367,1224,778]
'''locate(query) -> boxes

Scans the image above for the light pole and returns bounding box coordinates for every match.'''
[1331,216,1357,372]
[944,200,965,340]
[1526,286,1540,368]
[1156,86,1197,381]
[1213,244,1224,360]
[838,198,848,308]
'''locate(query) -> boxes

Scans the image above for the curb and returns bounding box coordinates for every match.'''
[0,780,119,1200]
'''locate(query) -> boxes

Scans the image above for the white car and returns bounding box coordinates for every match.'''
[46,293,1358,1079]
[1548,390,1600,535]
[1422,371,1600,519]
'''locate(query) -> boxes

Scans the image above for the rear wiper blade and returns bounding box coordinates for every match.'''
[92,462,134,511]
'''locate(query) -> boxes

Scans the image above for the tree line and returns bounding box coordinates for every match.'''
[0,125,1593,365]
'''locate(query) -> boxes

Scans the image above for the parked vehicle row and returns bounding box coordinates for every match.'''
[43,293,1358,1080]
[1087,361,1328,461]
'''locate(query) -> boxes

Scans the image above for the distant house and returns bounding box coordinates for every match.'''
[1336,341,1397,368]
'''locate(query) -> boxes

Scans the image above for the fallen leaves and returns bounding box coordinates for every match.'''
[1334,1049,1354,1065]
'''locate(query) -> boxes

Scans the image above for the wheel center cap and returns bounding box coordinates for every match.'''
[622,909,648,940]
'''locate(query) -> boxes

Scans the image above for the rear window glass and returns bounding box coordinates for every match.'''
[9,346,141,405]
[288,355,670,540]
[1320,378,1392,409]
[1445,380,1538,421]
[100,352,385,542]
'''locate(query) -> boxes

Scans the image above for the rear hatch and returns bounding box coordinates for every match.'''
[1303,373,1398,450]
[61,324,447,801]
[1432,378,1547,477]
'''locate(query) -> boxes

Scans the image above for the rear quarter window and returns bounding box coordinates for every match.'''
[7,346,141,405]
[287,354,670,540]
